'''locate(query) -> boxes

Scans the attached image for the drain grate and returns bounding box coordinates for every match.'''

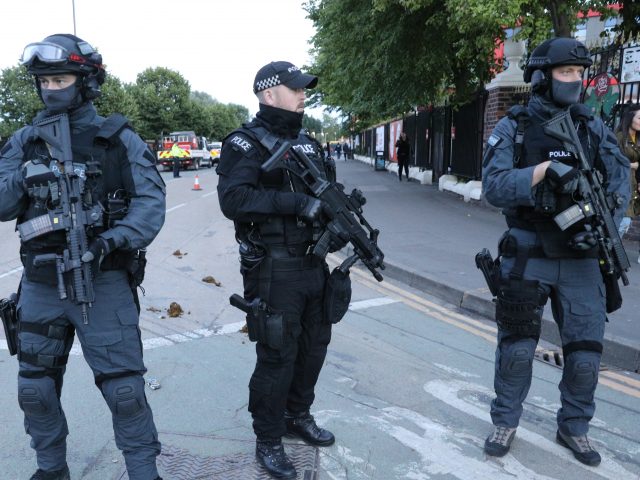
[116,443,319,479]
[534,348,608,371]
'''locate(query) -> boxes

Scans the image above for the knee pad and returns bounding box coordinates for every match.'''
[18,376,58,416]
[101,375,147,418]
[499,338,536,377]
[563,351,600,395]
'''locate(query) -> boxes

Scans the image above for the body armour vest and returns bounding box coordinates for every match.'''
[234,121,330,251]
[507,107,601,258]
[19,115,130,255]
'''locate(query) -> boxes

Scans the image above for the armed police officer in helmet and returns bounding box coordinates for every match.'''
[0,34,166,479]
[217,61,347,479]
[481,37,629,466]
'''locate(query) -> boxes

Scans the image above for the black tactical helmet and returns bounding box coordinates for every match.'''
[21,34,105,100]
[523,37,592,83]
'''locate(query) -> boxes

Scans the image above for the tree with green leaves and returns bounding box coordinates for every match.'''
[0,65,41,138]
[128,67,192,139]
[305,0,638,128]
[93,75,140,126]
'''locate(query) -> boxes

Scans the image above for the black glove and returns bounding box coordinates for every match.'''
[81,237,111,273]
[295,195,325,223]
[546,160,579,194]
[22,161,57,191]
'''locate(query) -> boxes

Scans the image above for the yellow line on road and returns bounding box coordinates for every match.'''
[344,262,640,399]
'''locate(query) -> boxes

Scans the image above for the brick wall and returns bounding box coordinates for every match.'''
[482,85,531,148]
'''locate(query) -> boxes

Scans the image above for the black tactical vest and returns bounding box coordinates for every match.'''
[506,106,601,258]
[232,122,330,251]
[19,115,130,268]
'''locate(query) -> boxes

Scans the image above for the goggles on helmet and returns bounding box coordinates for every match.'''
[21,42,69,66]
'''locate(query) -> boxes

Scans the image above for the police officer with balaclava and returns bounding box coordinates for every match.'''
[481,37,629,466]
[217,62,346,479]
[0,34,166,480]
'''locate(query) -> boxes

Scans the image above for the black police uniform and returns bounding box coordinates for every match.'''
[217,103,334,441]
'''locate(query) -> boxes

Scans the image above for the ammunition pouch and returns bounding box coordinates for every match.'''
[495,278,547,337]
[0,294,19,356]
[323,268,352,324]
[246,300,285,350]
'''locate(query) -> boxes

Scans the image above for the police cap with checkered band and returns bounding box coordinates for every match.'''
[253,61,317,94]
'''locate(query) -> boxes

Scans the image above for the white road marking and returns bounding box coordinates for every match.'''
[202,191,217,198]
[0,266,23,279]
[166,203,187,213]
[424,379,637,479]
[349,297,398,310]
[0,321,247,354]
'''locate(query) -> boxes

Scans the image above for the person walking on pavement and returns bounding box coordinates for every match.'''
[216,61,347,479]
[395,132,411,181]
[481,37,630,466]
[335,142,342,160]
[170,141,183,178]
[342,142,350,161]
[615,104,640,263]
[0,34,166,480]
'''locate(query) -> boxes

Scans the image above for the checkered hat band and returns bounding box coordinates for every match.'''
[255,74,281,92]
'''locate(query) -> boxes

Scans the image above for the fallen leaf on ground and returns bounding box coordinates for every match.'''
[167,302,184,317]
[202,275,222,286]
[146,306,162,313]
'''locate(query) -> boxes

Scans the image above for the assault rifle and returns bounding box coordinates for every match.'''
[18,114,103,323]
[261,139,385,281]
[542,107,630,288]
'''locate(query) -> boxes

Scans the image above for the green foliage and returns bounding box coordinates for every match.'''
[0,65,41,138]
[190,92,250,140]
[94,74,140,126]
[302,115,322,136]
[305,0,634,128]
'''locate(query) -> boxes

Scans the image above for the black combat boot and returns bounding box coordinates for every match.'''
[256,439,297,479]
[285,410,335,446]
[29,465,70,480]
[556,430,601,466]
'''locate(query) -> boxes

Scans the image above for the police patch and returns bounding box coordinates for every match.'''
[229,136,253,153]
[487,134,502,148]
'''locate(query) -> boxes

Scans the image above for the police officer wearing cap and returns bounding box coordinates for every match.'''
[482,37,629,465]
[217,61,345,479]
[0,34,166,480]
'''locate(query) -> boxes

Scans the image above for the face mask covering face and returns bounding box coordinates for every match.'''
[551,79,583,107]
[41,83,81,113]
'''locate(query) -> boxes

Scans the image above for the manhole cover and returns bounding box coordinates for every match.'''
[116,443,319,479]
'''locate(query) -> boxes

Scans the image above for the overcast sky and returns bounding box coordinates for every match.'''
[0,0,324,118]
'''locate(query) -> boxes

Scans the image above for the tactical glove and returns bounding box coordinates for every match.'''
[81,237,111,273]
[546,160,579,194]
[22,161,57,191]
[295,195,324,223]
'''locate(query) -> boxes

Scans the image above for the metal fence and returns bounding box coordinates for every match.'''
[354,36,640,183]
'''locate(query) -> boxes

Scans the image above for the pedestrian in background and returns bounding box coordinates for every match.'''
[170,142,182,178]
[217,61,347,479]
[325,141,331,158]
[615,103,640,263]
[395,131,411,181]
[343,141,350,161]
[335,142,342,160]
[481,37,629,466]
[0,34,166,480]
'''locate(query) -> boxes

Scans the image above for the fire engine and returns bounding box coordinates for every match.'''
[157,131,212,171]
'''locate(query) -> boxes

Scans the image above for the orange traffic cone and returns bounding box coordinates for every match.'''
[192,175,203,191]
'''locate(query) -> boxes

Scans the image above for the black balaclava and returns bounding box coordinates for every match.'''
[256,103,304,138]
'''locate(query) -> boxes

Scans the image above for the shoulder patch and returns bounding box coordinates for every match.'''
[229,135,253,153]
[487,134,502,148]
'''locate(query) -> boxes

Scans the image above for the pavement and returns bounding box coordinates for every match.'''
[337,154,640,373]
[1,165,639,479]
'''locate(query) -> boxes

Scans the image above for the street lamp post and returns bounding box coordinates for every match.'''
[72,0,77,35]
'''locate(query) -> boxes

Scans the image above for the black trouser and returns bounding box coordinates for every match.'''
[244,257,331,441]
[398,155,409,179]
[172,158,180,177]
